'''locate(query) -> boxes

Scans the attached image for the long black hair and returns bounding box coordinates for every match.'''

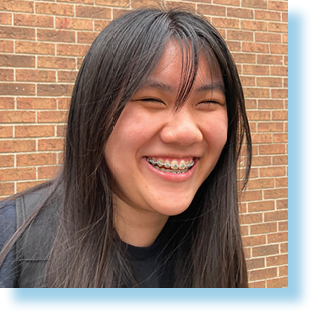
[0,8,251,287]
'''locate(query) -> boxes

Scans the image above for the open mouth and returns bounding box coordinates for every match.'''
[146,157,195,174]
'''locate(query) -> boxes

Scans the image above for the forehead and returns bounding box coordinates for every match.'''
[147,39,223,87]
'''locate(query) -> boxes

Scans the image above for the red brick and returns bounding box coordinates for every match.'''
[132,0,164,9]
[0,182,14,196]
[0,0,34,13]
[242,0,267,9]
[57,44,89,56]
[227,7,253,18]
[242,42,269,53]
[0,167,36,181]
[0,69,14,81]
[95,0,129,6]
[0,83,35,96]
[266,254,287,267]
[246,110,270,121]
[273,133,288,143]
[0,12,12,25]
[257,77,282,87]
[279,266,288,277]
[0,40,13,53]
[0,55,35,68]
[259,144,285,155]
[113,9,131,19]
[0,126,13,138]
[241,20,267,31]
[58,70,78,83]
[37,111,68,123]
[214,18,240,30]
[275,177,288,187]
[278,221,288,231]
[243,65,269,75]
[213,0,240,5]
[0,111,35,123]
[0,140,36,153]
[38,166,60,179]
[268,1,288,11]
[258,100,284,109]
[37,84,73,97]
[247,178,274,190]
[268,22,288,33]
[76,5,111,18]
[37,29,75,43]
[248,280,265,288]
[255,32,282,43]
[56,125,67,137]
[251,133,272,144]
[244,88,270,99]
[258,122,283,132]
[272,155,287,166]
[246,257,265,270]
[239,190,262,202]
[250,222,277,234]
[14,14,54,28]
[0,155,14,167]
[38,57,76,70]
[251,156,271,166]
[58,98,71,109]
[94,20,111,32]
[17,98,56,110]
[267,232,288,244]
[15,41,55,55]
[270,43,288,54]
[55,17,93,31]
[197,4,226,16]
[77,31,99,44]
[260,166,286,177]
[264,209,288,221]
[276,199,288,210]
[252,244,279,257]
[227,30,253,41]
[16,70,56,83]
[240,213,263,225]
[35,3,74,16]
[243,235,266,247]
[280,242,288,252]
[271,89,288,99]
[0,26,35,40]
[248,200,274,213]
[255,10,281,21]
[257,54,283,65]
[17,153,57,167]
[38,138,64,151]
[250,267,277,282]
[232,53,256,64]
[16,180,46,193]
[15,125,55,138]
[267,277,288,288]
[240,76,255,87]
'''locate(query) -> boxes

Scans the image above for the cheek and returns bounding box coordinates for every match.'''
[202,111,228,149]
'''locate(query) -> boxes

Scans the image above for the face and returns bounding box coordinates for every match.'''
[105,40,228,222]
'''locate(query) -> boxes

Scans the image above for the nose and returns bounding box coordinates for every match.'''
[159,108,203,146]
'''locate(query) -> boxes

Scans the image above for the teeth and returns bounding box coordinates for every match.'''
[146,157,194,172]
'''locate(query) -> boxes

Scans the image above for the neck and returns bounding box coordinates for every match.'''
[113,196,169,247]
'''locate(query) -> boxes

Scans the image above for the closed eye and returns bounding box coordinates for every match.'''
[139,98,165,104]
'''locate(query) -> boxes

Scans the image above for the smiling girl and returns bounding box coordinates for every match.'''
[0,8,251,288]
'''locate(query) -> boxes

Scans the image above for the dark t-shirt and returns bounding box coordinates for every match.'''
[0,200,172,288]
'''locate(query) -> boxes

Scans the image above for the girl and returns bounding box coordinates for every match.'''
[0,8,251,288]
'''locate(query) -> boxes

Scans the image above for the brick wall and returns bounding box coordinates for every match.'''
[0,0,288,288]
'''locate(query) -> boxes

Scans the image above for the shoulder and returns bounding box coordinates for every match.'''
[0,200,17,288]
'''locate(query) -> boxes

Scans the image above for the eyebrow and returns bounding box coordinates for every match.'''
[140,80,225,94]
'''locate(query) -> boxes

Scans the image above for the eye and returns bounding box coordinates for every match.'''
[196,100,222,111]
[139,98,165,104]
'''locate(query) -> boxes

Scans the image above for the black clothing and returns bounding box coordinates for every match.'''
[0,190,172,288]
